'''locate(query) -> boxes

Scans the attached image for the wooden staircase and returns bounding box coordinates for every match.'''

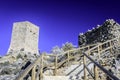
[16,37,120,80]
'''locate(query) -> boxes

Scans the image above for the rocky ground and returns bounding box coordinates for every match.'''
[0,51,39,80]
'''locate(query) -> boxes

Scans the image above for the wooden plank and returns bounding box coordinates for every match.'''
[54,55,58,76]
[109,41,113,53]
[83,55,87,80]
[88,46,90,55]
[94,65,98,80]
[100,46,112,54]
[32,66,36,80]
[98,46,100,59]
[57,59,67,67]
[67,52,70,66]
[40,54,43,79]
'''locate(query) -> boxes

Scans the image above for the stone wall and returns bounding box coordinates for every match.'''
[8,21,39,55]
[78,19,120,46]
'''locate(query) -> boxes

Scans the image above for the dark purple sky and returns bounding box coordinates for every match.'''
[0,0,120,56]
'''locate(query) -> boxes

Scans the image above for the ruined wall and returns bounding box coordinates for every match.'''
[8,21,39,55]
[78,19,120,46]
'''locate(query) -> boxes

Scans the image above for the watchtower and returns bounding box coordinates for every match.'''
[8,21,39,55]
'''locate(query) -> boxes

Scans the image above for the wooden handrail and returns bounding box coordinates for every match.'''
[16,37,120,80]
[16,56,41,80]
[83,52,120,80]
[82,37,120,80]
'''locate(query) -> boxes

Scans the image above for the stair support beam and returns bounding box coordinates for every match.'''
[40,54,43,79]
[54,55,58,76]
[83,55,87,80]
[98,46,100,59]
[67,52,70,66]
[88,46,90,56]
[94,64,98,80]
[109,41,113,53]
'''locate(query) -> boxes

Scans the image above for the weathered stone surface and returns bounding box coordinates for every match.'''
[77,19,120,79]
[0,50,38,64]
[0,56,35,80]
[8,21,39,55]
[78,19,120,46]
[0,74,16,80]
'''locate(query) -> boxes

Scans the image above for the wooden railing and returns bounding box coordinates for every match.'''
[83,37,120,80]
[16,37,120,80]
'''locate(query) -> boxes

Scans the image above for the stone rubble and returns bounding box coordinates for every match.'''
[78,19,120,46]
[0,51,38,80]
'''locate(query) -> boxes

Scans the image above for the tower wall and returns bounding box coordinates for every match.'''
[78,19,120,46]
[8,21,39,55]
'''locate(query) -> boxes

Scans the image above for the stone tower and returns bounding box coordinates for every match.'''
[8,21,39,55]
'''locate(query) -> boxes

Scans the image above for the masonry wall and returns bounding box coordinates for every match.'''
[24,22,39,54]
[78,19,120,46]
[8,21,39,55]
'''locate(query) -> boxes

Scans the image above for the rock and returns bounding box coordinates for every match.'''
[0,74,16,80]
[0,51,38,79]
[0,66,16,75]
[14,58,23,65]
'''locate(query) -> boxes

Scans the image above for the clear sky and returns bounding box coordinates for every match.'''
[0,0,120,56]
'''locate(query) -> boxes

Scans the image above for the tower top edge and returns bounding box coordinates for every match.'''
[13,21,40,29]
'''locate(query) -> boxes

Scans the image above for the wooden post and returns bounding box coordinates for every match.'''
[98,46,100,59]
[83,55,87,80]
[109,41,112,53]
[67,52,70,66]
[94,64,98,80]
[99,45,102,51]
[54,55,57,76]
[32,66,36,80]
[118,37,120,43]
[40,54,43,79]
[88,46,90,56]
[79,49,82,65]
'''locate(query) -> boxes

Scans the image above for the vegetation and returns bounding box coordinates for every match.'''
[51,46,63,54]
[62,42,74,51]
[17,54,23,59]
[51,42,75,54]
[2,61,10,66]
